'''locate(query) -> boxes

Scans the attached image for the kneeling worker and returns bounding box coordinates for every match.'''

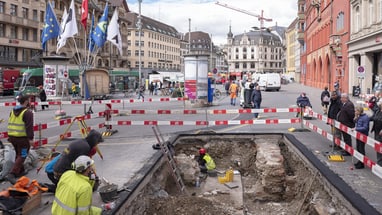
[52,155,102,215]
[198,148,216,173]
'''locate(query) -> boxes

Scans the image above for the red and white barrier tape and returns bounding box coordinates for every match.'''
[115,108,300,115]
[0,97,187,107]
[305,112,382,179]
[104,118,301,126]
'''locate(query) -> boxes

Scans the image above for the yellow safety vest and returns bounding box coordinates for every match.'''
[7,109,28,137]
[52,170,101,215]
[203,153,216,170]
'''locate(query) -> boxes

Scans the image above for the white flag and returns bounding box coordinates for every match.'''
[107,10,122,55]
[57,0,78,52]
[56,8,68,52]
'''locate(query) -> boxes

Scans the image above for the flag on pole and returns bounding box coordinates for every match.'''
[57,0,78,52]
[107,9,122,55]
[81,0,88,30]
[56,8,68,51]
[91,4,108,48]
[88,11,95,53]
[41,2,60,50]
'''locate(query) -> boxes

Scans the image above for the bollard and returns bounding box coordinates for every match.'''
[38,123,42,148]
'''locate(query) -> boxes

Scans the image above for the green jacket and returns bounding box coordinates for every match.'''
[203,153,216,170]
[52,170,101,215]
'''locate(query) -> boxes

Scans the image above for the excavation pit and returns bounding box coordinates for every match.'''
[104,133,379,215]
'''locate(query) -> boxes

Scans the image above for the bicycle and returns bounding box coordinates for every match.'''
[214,88,221,99]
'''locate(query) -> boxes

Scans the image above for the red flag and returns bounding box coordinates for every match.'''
[81,0,88,29]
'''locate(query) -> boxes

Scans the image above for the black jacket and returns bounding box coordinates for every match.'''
[251,89,262,104]
[320,90,330,104]
[296,95,312,107]
[337,101,355,128]
[54,130,103,174]
[328,97,341,120]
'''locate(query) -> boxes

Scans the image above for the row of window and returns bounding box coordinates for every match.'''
[234,62,282,69]
[0,24,39,41]
[0,45,40,62]
[0,1,44,22]
[228,54,282,60]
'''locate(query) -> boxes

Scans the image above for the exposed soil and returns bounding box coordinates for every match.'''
[129,135,349,215]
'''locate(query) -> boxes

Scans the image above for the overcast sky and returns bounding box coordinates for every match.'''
[127,0,298,45]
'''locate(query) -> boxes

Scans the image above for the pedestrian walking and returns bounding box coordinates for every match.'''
[296,92,312,117]
[353,106,369,169]
[52,156,102,215]
[251,85,262,118]
[137,85,145,101]
[149,82,154,95]
[71,83,77,98]
[225,81,231,96]
[320,86,330,114]
[5,95,34,184]
[336,93,355,156]
[368,91,381,114]
[39,86,49,110]
[228,81,238,106]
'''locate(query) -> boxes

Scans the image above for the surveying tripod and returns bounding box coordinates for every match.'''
[36,116,103,173]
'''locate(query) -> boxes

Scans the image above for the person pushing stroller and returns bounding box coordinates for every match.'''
[296,92,312,118]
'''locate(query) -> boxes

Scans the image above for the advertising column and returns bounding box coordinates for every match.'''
[184,55,209,106]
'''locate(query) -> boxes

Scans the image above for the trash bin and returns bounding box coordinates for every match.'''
[208,88,214,103]
[352,86,360,97]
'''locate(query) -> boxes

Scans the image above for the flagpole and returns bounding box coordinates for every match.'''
[138,0,142,87]
[86,10,95,66]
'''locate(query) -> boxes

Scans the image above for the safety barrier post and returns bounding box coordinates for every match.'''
[299,105,304,130]
[38,123,42,148]
[102,103,118,136]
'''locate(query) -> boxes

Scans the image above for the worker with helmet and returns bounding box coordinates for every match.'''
[52,155,102,215]
[53,129,103,179]
[198,148,216,173]
[44,130,103,193]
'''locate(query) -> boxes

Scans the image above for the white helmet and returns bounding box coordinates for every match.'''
[72,155,94,173]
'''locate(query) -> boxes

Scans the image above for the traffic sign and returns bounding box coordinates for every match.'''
[357,66,365,78]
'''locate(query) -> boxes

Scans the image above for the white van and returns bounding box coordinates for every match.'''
[253,73,281,91]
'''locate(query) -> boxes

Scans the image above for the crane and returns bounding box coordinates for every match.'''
[215,1,272,30]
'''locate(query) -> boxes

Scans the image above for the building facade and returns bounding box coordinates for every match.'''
[285,18,299,80]
[126,12,180,80]
[0,0,131,72]
[298,0,350,93]
[225,26,284,80]
[348,0,382,95]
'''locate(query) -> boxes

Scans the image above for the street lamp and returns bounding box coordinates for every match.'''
[138,0,142,86]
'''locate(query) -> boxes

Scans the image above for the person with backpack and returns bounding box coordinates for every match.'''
[137,85,145,101]
[225,81,231,96]
[321,87,330,115]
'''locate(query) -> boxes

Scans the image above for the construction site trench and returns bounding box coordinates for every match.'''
[105,133,374,215]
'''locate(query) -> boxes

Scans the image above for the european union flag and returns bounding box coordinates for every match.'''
[91,4,108,48]
[41,2,60,50]
[88,12,95,53]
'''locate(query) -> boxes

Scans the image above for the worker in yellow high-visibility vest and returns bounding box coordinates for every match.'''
[6,95,34,184]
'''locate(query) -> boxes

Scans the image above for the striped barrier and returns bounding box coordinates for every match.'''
[115,108,300,115]
[0,97,188,107]
[104,118,301,126]
[304,111,382,180]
